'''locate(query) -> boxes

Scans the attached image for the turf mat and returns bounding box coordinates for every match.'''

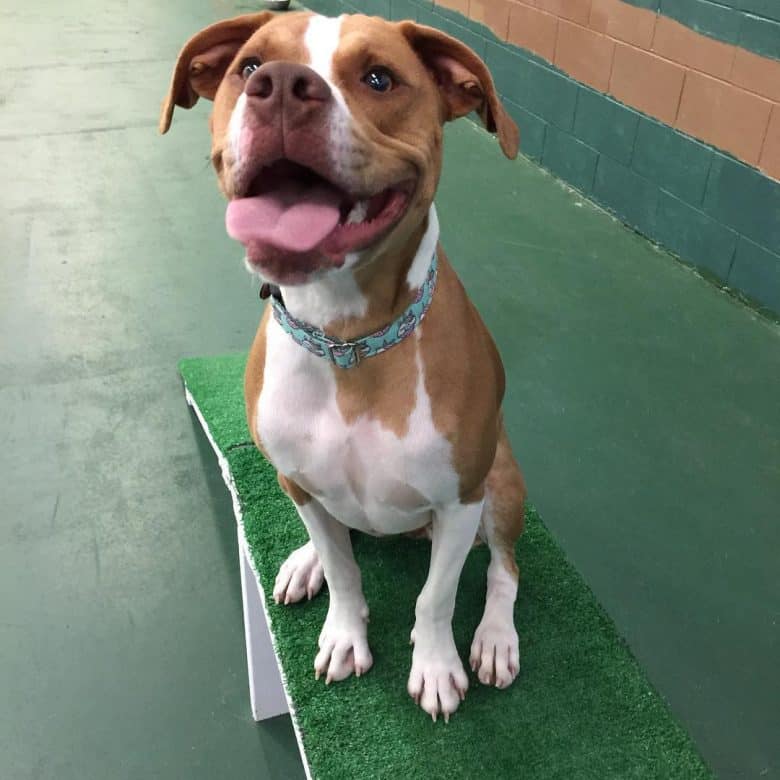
[180,352,712,780]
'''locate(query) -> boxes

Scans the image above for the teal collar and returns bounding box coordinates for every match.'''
[271,252,438,369]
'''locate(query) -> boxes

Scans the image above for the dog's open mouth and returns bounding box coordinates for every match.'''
[225,160,412,264]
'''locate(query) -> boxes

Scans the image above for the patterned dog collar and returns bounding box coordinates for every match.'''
[271,252,438,369]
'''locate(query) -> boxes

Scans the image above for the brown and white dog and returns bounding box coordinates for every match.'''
[161,10,527,721]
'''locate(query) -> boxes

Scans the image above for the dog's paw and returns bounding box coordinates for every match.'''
[315,606,373,684]
[469,619,520,689]
[273,541,324,605]
[407,630,468,722]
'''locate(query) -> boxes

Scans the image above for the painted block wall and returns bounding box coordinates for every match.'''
[614,0,780,60]
[304,0,780,314]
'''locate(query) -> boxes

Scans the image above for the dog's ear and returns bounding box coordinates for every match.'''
[159,12,274,134]
[398,22,519,159]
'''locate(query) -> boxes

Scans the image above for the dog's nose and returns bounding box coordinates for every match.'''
[245,62,331,106]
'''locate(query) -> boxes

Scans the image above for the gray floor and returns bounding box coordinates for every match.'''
[1,1,779,778]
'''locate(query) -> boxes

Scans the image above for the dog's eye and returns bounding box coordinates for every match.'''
[240,57,262,79]
[362,67,394,93]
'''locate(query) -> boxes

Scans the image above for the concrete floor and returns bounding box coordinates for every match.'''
[1,1,778,778]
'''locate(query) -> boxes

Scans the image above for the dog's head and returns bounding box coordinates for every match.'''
[161,11,518,285]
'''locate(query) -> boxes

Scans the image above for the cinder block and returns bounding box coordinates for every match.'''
[730,48,780,103]
[655,190,738,280]
[609,43,685,126]
[593,154,659,235]
[554,19,615,92]
[485,41,532,106]
[758,106,780,182]
[729,237,780,313]
[535,0,591,26]
[434,14,488,57]
[359,0,391,17]
[573,87,640,166]
[589,0,657,48]
[508,2,558,62]
[651,15,735,81]
[739,0,780,23]
[415,6,441,29]
[632,118,714,205]
[542,125,599,194]
[306,0,346,15]
[704,153,780,253]
[470,0,512,41]
[739,13,780,60]
[523,59,579,131]
[676,71,772,166]
[434,0,468,13]
[659,0,741,45]
[504,99,548,161]
[389,0,419,21]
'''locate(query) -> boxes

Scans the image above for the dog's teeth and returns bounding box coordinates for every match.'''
[346,200,369,224]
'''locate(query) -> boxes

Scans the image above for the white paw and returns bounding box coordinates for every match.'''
[315,605,373,684]
[470,619,520,689]
[273,541,324,605]
[407,628,469,722]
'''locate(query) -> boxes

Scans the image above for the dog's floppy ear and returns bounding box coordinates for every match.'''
[399,22,519,159]
[159,12,274,134]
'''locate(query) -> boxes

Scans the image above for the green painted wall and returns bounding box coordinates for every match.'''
[648,0,779,60]
[305,0,780,315]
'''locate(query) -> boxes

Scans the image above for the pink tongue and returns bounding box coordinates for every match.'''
[226,180,342,253]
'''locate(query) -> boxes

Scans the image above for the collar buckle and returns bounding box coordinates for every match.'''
[325,338,361,368]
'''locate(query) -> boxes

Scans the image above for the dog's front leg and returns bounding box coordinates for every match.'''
[408,499,483,721]
[296,499,373,684]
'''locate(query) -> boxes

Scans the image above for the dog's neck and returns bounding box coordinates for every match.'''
[279,205,440,342]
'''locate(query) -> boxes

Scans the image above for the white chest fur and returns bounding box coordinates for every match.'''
[256,319,459,535]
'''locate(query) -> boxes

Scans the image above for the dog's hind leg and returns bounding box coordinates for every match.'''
[470,422,527,688]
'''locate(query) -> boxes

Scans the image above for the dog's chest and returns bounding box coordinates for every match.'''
[256,318,459,533]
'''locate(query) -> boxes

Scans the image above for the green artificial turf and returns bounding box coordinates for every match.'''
[180,352,713,780]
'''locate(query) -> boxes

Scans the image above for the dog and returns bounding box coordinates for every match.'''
[161,10,526,721]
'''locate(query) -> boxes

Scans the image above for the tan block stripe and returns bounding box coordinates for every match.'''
[610,41,686,125]
[731,48,780,103]
[759,107,780,176]
[434,0,470,13]
[555,19,615,92]
[651,15,735,81]
[589,0,655,49]
[469,0,512,40]
[435,0,780,180]
[535,0,592,27]
[508,3,559,62]
[676,71,773,165]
